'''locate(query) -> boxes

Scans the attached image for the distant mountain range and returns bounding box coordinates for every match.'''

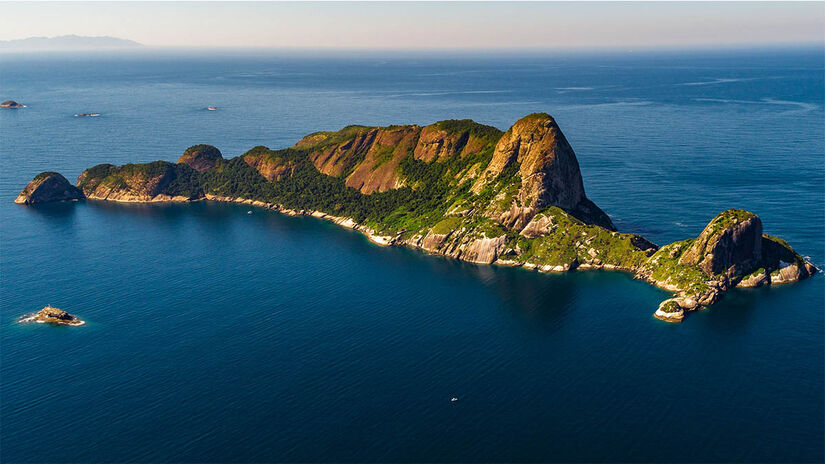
[0,35,142,51]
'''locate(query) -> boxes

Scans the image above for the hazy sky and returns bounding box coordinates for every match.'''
[2,1,823,50]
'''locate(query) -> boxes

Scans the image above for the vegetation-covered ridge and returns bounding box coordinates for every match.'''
[16,114,818,321]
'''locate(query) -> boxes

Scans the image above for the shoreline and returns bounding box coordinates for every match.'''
[85,193,672,282]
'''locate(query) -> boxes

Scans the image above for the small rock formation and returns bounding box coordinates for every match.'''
[1,100,25,108]
[15,172,85,205]
[646,209,818,322]
[679,209,762,277]
[654,298,685,322]
[26,306,83,326]
[177,144,223,172]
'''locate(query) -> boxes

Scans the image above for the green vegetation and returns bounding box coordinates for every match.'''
[33,171,60,182]
[761,234,805,270]
[431,216,463,235]
[370,144,396,171]
[643,239,710,294]
[705,208,756,236]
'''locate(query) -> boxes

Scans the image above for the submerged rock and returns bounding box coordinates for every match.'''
[15,172,85,205]
[25,306,83,326]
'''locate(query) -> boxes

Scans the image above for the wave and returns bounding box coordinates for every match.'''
[694,97,819,113]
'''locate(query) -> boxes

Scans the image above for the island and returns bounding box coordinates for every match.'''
[15,172,84,205]
[20,306,84,326]
[16,113,818,321]
[1,100,26,108]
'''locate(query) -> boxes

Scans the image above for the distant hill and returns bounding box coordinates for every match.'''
[0,35,142,51]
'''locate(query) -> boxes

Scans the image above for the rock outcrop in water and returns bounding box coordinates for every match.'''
[15,172,84,205]
[640,209,817,322]
[1,100,25,108]
[23,306,83,326]
[15,113,817,322]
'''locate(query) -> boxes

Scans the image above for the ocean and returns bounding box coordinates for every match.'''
[1,48,823,462]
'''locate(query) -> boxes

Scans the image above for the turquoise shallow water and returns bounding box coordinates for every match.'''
[1,49,823,462]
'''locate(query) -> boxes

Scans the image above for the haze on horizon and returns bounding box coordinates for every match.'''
[1,1,823,50]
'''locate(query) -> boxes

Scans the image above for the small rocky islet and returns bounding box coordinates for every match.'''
[1,100,26,109]
[21,306,84,326]
[15,113,817,322]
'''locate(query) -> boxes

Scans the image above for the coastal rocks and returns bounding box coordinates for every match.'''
[654,298,685,322]
[15,172,84,205]
[679,209,763,277]
[22,306,84,326]
[177,144,223,172]
[461,235,508,264]
[1,100,25,108]
[737,269,770,288]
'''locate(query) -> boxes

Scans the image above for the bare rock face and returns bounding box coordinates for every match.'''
[471,113,614,230]
[15,172,84,205]
[344,126,420,194]
[177,144,223,172]
[299,126,379,178]
[679,209,763,277]
[242,146,299,181]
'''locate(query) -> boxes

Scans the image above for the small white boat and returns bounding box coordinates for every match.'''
[451,397,459,402]
[207,106,218,111]
[247,210,252,214]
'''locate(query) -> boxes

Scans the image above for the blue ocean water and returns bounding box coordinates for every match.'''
[1,48,823,462]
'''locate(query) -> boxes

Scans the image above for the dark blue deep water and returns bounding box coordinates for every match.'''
[1,48,823,462]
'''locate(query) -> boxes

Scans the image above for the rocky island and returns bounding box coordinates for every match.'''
[15,172,85,205]
[16,113,817,321]
[1,100,26,108]
[21,306,84,326]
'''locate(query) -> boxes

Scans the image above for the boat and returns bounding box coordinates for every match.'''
[74,113,101,117]
[207,106,217,111]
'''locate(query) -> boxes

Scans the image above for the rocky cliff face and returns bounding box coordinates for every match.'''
[241,146,301,181]
[678,209,762,277]
[77,161,201,202]
[295,120,502,195]
[15,172,84,204]
[177,145,223,172]
[472,114,613,230]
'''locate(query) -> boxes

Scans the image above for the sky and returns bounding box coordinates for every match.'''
[1,1,823,50]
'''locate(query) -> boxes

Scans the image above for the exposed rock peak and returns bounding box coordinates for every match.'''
[177,144,223,172]
[15,172,84,205]
[679,209,762,277]
[472,113,612,230]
